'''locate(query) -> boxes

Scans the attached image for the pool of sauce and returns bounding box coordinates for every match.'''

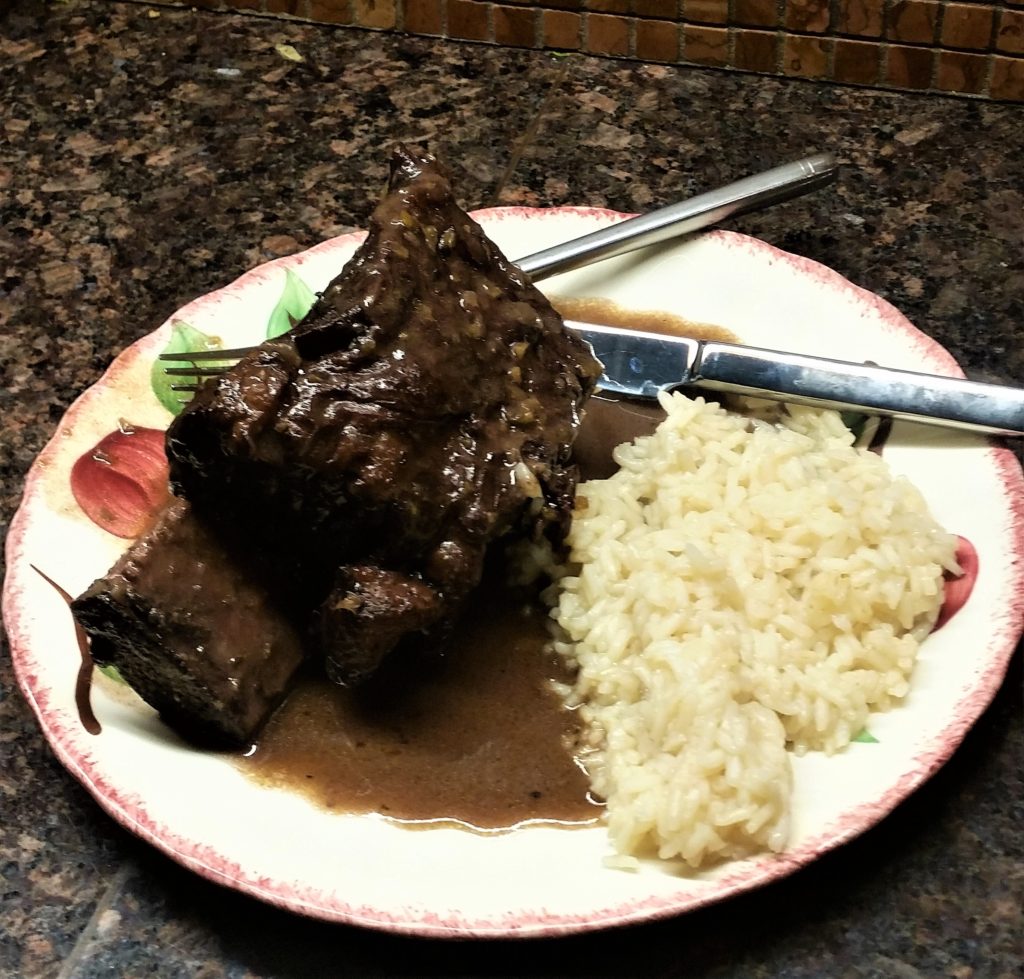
[243,562,600,830]
[239,298,734,832]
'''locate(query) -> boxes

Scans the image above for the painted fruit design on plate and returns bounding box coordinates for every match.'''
[70,424,170,540]
[71,269,320,538]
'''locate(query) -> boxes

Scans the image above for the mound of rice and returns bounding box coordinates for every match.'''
[550,393,958,868]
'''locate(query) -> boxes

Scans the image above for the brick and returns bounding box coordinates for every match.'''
[734,0,779,28]
[635,18,680,59]
[886,43,934,87]
[781,33,830,77]
[990,53,1024,98]
[494,4,537,45]
[543,8,582,46]
[682,0,728,25]
[403,0,442,33]
[587,0,630,13]
[836,0,884,36]
[934,49,989,92]
[785,0,829,32]
[886,0,937,44]
[447,0,489,39]
[833,37,881,83]
[997,9,1024,54]
[353,0,396,28]
[733,28,777,71]
[632,0,677,18]
[585,12,630,54]
[309,0,351,20]
[683,23,729,64]
[941,2,995,50]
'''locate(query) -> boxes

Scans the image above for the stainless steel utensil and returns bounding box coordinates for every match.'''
[519,153,837,280]
[577,321,1024,436]
[159,154,839,396]
[164,318,1024,437]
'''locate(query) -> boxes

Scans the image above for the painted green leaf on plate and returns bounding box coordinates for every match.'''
[151,320,226,415]
[98,663,126,684]
[852,729,879,744]
[266,268,316,339]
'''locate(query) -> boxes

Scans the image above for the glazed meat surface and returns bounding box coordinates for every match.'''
[166,147,601,683]
[72,500,306,747]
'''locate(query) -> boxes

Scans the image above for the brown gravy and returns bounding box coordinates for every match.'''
[35,565,102,736]
[242,563,600,830]
[554,296,738,344]
[240,298,727,832]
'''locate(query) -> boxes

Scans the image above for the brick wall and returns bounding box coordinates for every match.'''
[159,0,1024,99]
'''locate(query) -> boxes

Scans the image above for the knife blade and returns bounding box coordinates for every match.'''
[568,320,1024,437]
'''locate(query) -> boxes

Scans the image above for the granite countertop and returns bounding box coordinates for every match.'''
[2,1,1022,975]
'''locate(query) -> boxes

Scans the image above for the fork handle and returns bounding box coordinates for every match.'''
[516,154,837,282]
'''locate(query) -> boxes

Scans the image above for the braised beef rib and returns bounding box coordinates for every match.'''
[167,146,600,684]
[73,146,599,745]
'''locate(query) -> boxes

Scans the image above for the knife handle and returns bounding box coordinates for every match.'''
[690,342,1024,437]
[517,154,837,281]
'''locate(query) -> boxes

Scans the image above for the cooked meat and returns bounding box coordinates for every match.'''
[72,146,599,746]
[72,500,306,747]
[166,146,601,683]
[317,565,444,684]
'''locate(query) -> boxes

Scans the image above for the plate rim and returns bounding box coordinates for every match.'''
[5,207,1024,938]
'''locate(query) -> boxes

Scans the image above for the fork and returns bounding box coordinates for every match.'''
[161,153,837,394]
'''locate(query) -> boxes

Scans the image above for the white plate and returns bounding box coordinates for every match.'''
[5,208,1023,938]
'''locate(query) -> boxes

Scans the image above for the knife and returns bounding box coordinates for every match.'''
[571,320,1024,437]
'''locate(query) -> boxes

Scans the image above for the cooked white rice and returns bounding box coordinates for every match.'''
[550,392,958,867]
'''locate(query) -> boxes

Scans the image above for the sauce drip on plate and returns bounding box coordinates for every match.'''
[554,296,736,345]
[33,565,102,736]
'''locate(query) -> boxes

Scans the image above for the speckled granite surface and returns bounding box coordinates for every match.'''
[1,2,1022,975]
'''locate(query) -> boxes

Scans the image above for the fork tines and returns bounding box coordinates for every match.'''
[158,347,253,362]
[162,365,232,378]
